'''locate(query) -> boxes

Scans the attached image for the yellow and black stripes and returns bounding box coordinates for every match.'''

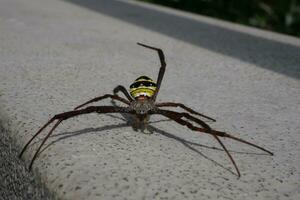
[130,76,157,98]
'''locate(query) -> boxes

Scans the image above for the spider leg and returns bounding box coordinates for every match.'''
[154,109,273,155]
[217,132,273,155]
[19,118,56,159]
[113,85,134,102]
[156,102,216,122]
[19,106,133,170]
[137,42,166,101]
[153,109,273,176]
[28,119,63,170]
[74,94,130,110]
[182,112,273,155]
[154,109,240,176]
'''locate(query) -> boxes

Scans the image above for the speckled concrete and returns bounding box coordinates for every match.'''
[0,0,300,199]
[0,114,53,200]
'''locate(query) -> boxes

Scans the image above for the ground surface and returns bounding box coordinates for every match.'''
[0,120,53,200]
[0,0,299,200]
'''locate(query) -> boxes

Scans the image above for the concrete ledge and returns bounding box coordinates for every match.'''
[1,0,299,199]
[0,111,53,200]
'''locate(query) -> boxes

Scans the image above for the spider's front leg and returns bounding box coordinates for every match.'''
[137,42,166,101]
[74,94,130,110]
[113,85,134,102]
[19,106,133,170]
[156,102,216,122]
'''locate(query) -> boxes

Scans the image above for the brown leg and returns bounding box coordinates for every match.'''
[156,102,216,121]
[155,109,240,176]
[28,119,63,169]
[154,109,273,177]
[214,131,274,155]
[19,106,133,170]
[113,85,133,102]
[74,94,130,110]
[137,42,166,101]
[155,109,273,155]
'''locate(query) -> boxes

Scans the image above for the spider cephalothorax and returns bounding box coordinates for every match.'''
[129,96,155,115]
[19,42,273,177]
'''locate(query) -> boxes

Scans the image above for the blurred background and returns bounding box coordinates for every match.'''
[138,0,300,38]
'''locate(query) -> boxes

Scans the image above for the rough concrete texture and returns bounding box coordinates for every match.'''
[0,0,300,199]
[0,116,53,200]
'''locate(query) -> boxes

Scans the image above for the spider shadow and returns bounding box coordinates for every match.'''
[109,100,267,156]
[37,114,170,156]
[39,99,168,146]
[107,111,268,155]
[107,113,269,177]
[40,111,237,175]
[37,100,267,176]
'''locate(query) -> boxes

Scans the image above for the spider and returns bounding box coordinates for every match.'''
[19,42,273,177]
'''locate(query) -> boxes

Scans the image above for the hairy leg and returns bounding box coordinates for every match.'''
[156,102,216,121]
[155,109,273,155]
[19,106,133,170]
[155,109,240,176]
[137,42,166,101]
[113,85,133,102]
[74,94,130,110]
[153,109,273,177]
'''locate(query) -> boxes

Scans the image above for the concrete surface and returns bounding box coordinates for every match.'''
[0,0,299,199]
[0,117,53,200]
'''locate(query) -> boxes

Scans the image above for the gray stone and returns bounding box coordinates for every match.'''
[0,0,299,199]
[0,114,53,200]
